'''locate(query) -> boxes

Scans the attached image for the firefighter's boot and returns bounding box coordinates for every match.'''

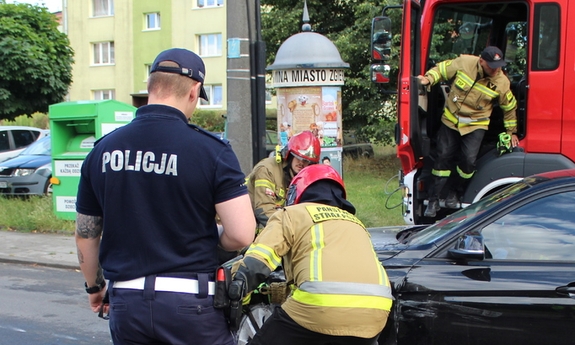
[424,199,440,217]
[445,190,459,208]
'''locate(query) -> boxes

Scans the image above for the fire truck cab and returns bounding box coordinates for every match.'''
[373,0,575,224]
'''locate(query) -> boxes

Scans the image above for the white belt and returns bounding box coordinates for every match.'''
[113,277,215,295]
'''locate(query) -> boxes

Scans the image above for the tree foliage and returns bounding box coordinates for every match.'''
[0,3,73,121]
[261,0,401,144]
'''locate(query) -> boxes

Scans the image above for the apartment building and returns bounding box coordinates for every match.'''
[64,0,226,108]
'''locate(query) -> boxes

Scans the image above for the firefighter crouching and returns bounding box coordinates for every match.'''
[245,130,321,236]
[231,164,393,345]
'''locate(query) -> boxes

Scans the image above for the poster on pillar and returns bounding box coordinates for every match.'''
[276,86,343,149]
[276,85,344,176]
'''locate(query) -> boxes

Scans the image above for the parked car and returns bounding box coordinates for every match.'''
[343,130,374,158]
[0,135,52,196]
[265,130,279,157]
[0,126,49,163]
[369,168,575,345]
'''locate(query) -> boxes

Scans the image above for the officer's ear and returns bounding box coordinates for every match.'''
[189,81,202,103]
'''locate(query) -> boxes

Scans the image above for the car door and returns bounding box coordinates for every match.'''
[395,189,575,345]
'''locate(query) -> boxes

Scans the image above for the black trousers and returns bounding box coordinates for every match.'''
[430,125,485,200]
[248,306,380,345]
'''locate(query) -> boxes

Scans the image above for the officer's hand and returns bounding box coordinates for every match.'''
[88,289,108,314]
[511,134,519,147]
[417,75,430,85]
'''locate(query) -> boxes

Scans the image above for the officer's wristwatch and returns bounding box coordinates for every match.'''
[85,280,106,294]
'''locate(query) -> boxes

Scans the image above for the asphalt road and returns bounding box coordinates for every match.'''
[0,262,112,344]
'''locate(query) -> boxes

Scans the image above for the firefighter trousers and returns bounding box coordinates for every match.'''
[430,125,485,199]
[248,306,380,345]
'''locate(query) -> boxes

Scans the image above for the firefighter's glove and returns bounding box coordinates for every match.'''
[497,132,512,156]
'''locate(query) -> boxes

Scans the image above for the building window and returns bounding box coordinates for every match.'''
[197,0,224,8]
[199,34,222,57]
[93,0,114,17]
[93,42,115,65]
[93,89,115,100]
[145,12,160,30]
[145,64,152,80]
[200,85,223,106]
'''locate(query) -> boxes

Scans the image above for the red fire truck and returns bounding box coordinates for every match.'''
[372,0,575,224]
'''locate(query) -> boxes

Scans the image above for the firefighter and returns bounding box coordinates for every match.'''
[418,46,519,217]
[246,130,321,235]
[232,164,393,345]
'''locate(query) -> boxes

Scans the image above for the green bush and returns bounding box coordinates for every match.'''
[0,112,49,129]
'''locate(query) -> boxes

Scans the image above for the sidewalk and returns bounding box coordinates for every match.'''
[0,230,79,270]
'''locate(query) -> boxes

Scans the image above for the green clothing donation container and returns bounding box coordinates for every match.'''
[49,100,136,220]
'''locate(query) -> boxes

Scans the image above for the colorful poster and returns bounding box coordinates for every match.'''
[276,86,343,148]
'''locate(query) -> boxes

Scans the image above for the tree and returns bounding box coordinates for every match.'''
[0,3,73,121]
[260,0,400,145]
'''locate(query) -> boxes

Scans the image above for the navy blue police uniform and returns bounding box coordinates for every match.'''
[76,104,245,345]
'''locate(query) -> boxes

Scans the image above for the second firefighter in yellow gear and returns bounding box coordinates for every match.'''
[232,164,392,345]
[245,130,321,235]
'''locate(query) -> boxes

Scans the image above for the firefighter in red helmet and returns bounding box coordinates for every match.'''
[233,164,392,345]
[246,130,321,236]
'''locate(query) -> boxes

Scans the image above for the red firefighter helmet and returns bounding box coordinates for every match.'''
[282,130,321,164]
[286,164,345,206]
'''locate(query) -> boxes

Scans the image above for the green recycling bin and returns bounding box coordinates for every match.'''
[49,100,136,220]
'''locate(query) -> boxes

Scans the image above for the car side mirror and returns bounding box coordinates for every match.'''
[448,233,485,260]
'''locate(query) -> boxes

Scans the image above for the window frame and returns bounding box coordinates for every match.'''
[92,41,115,65]
[92,0,114,17]
[93,89,116,100]
[199,84,223,107]
[197,0,224,8]
[144,12,161,31]
[198,34,222,57]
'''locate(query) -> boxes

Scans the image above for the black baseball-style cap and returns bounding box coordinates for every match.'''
[480,46,506,69]
[150,48,209,101]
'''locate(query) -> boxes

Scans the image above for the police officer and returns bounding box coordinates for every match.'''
[233,164,393,345]
[75,48,255,345]
[246,130,321,235]
[418,46,519,217]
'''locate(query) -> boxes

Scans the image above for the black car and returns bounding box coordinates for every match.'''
[370,168,575,345]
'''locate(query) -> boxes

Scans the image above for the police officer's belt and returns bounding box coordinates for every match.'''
[114,277,215,295]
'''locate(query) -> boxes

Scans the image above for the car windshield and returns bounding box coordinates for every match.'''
[20,136,50,155]
[406,181,533,246]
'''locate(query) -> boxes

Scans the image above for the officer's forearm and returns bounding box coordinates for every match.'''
[75,213,103,286]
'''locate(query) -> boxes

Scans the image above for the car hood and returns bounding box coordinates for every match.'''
[368,226,410,257]
[0,155,51,169]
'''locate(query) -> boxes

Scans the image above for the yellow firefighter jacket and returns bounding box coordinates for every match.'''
[236,202,392,338]
[246,156,291,230]
[425,54,518,136]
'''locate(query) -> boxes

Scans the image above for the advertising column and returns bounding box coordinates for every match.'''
[272,69,345,175]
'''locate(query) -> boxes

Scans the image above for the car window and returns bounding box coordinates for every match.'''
[481,191,575,261]
[0,131,9,151]
[267,131,278,145]
[12,130,36,148]
[20,136,51,155]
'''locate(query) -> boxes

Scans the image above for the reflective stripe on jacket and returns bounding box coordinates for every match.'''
[425,54,518,136]
[246,156,288,229]
[237,202,392,338]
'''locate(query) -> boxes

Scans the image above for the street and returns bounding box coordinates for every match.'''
[0,262,111,344]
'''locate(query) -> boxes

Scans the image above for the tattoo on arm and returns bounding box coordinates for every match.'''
[95,265,105,285]
[76,214,103,239]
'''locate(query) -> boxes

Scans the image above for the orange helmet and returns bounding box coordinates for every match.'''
[282,130,321,164]
[286,164,345,206]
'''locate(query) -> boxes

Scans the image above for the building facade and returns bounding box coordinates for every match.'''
[64,0,226,108]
